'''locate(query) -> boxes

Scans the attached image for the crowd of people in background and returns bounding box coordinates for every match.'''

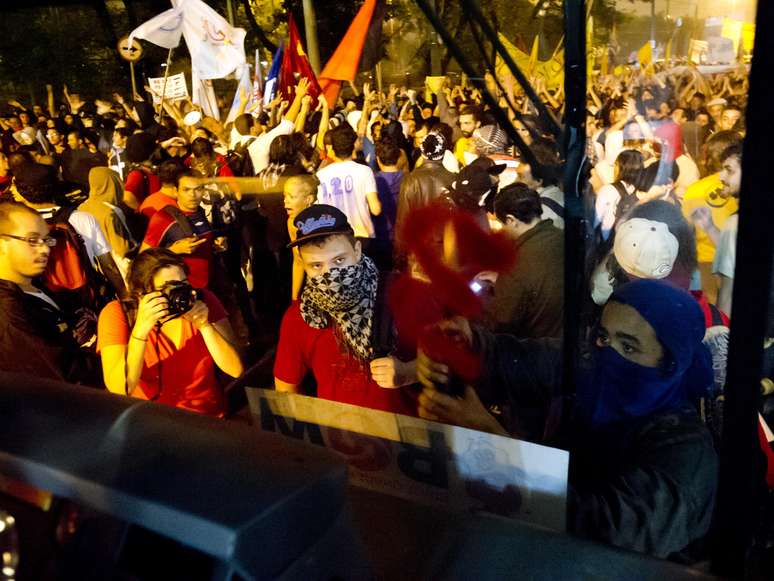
[0,57,767,560]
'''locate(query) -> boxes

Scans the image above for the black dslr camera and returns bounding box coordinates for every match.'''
[161,281,201,317]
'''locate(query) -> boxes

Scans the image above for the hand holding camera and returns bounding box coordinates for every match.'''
[182,300,209,330]
[162,281,202,318]
[133,292,169,339]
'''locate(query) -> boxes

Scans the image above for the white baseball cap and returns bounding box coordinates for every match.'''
[614,218,679,280]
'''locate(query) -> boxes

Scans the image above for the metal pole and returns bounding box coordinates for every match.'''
[302,0,322,75]
[712,1,773,575]
[458,0,561,138]
[226,0,235,26]
[429,0,442,76]
[412,0,540,172]
[651,0,656,46]
[158,48,174,123]
[561,0,586,409]
[129,62,138,100]
[375,62,384,96]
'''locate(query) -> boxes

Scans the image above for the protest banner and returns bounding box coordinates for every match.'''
[246,388,569,532]
[147,72,188,105]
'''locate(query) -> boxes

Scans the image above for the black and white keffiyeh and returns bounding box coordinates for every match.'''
[300,256,379,361]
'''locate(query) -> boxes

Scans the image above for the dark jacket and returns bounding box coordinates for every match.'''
[473,327,717,558]
[0,279,68,381]
[492,220,564,338]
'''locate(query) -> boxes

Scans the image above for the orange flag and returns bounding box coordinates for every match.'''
[318,0,380,105]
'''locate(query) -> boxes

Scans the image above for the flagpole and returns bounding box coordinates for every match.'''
[130,62,139,100]
[158,47,174,123]
[375,62,383,96]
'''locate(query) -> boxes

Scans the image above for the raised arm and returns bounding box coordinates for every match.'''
[295,95,312,133]
[283,77,311,124]
[316,93,330,152]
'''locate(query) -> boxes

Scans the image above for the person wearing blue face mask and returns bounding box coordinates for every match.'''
[415,279,717,558]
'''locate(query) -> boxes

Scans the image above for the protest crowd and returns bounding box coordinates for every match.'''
[0,0,771,568]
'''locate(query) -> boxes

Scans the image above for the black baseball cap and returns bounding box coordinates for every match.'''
[469,155,507,176]
[288,204,354,248]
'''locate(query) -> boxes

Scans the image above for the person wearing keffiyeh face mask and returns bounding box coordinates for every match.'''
[415,280,717,558]
[273,204,418,415]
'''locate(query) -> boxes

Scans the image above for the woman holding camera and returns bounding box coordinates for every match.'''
[97,248,243,416]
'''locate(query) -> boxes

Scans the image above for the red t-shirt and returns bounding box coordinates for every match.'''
[125,167,161,204]
[139,191,176,220]
[274,302,417,416]
[143,204,213,289]
[97,290,227,416]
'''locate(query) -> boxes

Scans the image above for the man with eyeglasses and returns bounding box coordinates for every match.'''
[0,201,80,381]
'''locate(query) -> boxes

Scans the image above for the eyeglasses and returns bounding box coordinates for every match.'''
[0,234,57,247]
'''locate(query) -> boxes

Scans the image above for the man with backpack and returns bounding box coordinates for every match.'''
[0,200,100,385]
[141,169,218,290]
[12,163,125,350]
[140,170,252,346]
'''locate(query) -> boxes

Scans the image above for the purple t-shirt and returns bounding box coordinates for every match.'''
[375,170,403,240]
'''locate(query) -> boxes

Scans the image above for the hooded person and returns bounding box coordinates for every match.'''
[415,279,717,558]
[78,167,137,278]
[273,204,418,415]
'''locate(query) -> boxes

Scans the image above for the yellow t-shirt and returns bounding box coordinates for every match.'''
[682,173,739,263]
[455,137,471,166]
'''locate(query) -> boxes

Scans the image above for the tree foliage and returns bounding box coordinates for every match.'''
[0,4,125,101]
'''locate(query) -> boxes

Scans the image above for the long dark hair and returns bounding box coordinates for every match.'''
[615,149,644,189]
[121,248,189,326]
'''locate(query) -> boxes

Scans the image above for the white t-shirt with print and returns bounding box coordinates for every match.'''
[316,160,378,238]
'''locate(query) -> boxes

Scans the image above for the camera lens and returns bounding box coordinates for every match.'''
[163,282,199,317]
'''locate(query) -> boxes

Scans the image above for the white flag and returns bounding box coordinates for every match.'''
[128,5,184,50]
[192,69,220,121]
[179,0,246,80]
[129,0,246,80]
[225,63,254,124]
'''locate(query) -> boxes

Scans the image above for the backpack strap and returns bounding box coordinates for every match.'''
[540,196,565,219]
[47,206,92,268]
[49,205,76,225]
[162,205,196,238]
[103,201,137,246]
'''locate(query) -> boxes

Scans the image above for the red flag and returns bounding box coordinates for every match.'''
[318,0,383,106]
[278,14,321,103]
